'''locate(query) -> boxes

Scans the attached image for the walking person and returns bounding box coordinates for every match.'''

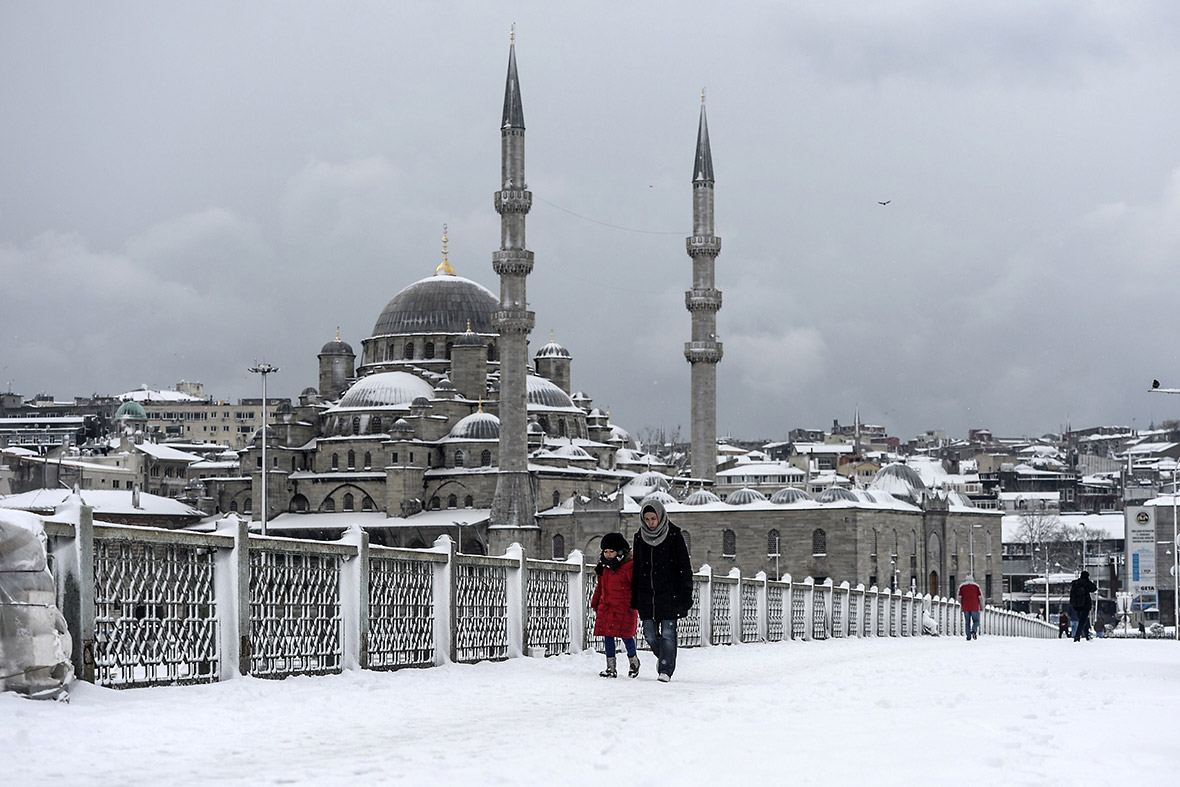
[631,499,694,682]
[1058,609,1072,639]
[958,575,982,640]
[1069,570,1098,641]
[590,533,640,679]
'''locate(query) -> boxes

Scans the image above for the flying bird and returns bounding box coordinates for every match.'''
[878,200,891,206]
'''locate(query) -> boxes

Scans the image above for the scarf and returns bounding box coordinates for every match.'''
[639,503,669,547]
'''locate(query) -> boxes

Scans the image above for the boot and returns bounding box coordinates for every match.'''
[599,657,617,678]
[627,654,641,679]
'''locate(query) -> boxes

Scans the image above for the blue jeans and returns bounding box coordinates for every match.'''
[642,619,678,676]
[603,637,636,658]
[963,610,980,639]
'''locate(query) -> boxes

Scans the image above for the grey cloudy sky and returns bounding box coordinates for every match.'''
[3,1,1179,443]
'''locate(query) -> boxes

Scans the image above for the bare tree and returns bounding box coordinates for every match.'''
[1015,509,1078,571]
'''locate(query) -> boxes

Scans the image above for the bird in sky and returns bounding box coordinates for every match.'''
[878,200,891,206]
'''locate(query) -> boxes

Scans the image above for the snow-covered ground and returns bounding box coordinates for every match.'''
[3,636,1177,786]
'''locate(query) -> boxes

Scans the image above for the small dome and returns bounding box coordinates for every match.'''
[301,386,318,397]
[633,471,671,491]
[535,337,571,359]
[527,375,575,409]
[683,489,721,506]
[770,487,812,504]
[411,396,431,408]
[641,490,678,507]
[553,444,592,459]
[527,421,545,434]
[448,411,500,440]
[115,401,147,420]
[818,486,858,503]
[391,418,414,434]
[872,463,928,491]
[320,338,354,356]
[726,488,767,505]
[436,378,456,391]
[454,328,487,347]
[337,372,435,409]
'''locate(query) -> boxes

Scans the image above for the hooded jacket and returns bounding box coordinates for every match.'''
[958,576,982,612]
[630,499,694,621]
[590,555,639,638]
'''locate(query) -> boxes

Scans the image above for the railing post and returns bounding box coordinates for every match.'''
[214,515,250,679]
[868,585,880,637]
[60,505,95,684]
[697,564,713,647]
[822,578,834,638]
[837,581,850,637]
[566,549,585,653]
[728,567,743,644]
[338,524,369,671]
[504,543,526,659]
[802,577,815,641]
[429,534,456,665]
[755,571,769,643]
[782,573,794,641]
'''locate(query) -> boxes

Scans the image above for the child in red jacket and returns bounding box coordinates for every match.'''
[591,532,640,678]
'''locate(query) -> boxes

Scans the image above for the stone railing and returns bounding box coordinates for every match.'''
[42,510,1055,690]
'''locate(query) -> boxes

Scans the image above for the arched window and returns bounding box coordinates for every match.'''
[229,500,238,512]
[291,457,297,472]
[722,529,736,557]
[290,494,309,513]
[552,534,566,559]
[892,530,899,559]
[323,497,336,513]
[424,341,435,359]
[768,529,781,556]
[552,490,561,508]
[812,528,827,556]
[430,496,440,510]
[372,416,382,433]
[343,493,354,511]
[364,452,372,469]
[331,453,339,471]
[351,417,360,435]
[447,494,457,509]
[362,496,374,512]
[464,495,474,508]
[243,498,252,513]
[454,450,465,468]
[872,529,878,558]
[347,450,356,470]
[404,341,415,359]
[480,449,492,467]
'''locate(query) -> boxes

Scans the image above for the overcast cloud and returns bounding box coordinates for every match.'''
[3,1,1179,442]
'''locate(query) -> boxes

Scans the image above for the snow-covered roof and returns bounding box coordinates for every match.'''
[119,388,203,402]
[0,488,203,518]
[135,443,203,463]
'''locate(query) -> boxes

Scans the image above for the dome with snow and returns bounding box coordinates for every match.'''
[770,487,812,504]
[335,372,435,409]
[726,488,767,505]
[683,489,721,506]
[535,337,571,359]
[114,401,147,420]
[447,411,500,440]
[633,472,671,491]
[526,375,576,409]
[320,337,354,356]
[640,491,678,507]
[869,463,929,504]
[818,486,858,504]
[370,272,498,337]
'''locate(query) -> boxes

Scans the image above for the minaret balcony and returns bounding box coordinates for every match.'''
[493,309,536,334]
[684,289,723,312]
[684,341,724,364]
[492,250,535,276]
[686,235,722,256]
[495,190,533,214]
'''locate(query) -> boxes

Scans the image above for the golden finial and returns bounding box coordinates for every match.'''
[466,319,473,332]
[335,326,340,341]
[550,330,555,343]
[435,223,456,275]
[701,87,706,105]
[510,24,515,44]
[478,398,484,413]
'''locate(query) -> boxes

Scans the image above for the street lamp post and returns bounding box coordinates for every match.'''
[968,523,984,576]
[248,362,279,536]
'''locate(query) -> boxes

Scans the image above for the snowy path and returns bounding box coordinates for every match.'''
[3,636,1177,786]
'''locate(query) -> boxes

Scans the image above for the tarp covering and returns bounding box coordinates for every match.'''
[0,509,73,700]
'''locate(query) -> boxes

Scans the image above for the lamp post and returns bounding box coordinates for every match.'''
[248,362,279,536]
[968,523,984,576]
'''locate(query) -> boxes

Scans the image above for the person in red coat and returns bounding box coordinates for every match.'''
[591,532,640,678]
[958,575,983,641]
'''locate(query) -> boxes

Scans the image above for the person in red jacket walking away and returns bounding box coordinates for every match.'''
[959,575,983,641]
[590,533,640,678]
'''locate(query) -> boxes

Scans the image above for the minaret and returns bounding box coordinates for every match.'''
[685,90,723,482]
[489,29,540,553]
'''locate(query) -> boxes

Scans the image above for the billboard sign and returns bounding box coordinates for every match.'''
[1125,507,1157,604]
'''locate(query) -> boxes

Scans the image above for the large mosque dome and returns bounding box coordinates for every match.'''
[370,272,498,337]
[335,371,436,409]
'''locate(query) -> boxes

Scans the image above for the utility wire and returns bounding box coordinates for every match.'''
[534,196,683,235]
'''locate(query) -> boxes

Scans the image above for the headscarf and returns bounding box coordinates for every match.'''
[639,500,670,547]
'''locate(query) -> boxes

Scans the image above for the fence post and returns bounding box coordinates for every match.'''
[505,542,526,658]
[429,534,456,665]
[728,568,744,644]
[755,571,769,643]
[868,585,880,637]
[781,573,793,641]
[566,549,585,654]
[59,505,95,684]
[338,524,369,671]
[214,515,250,679]
[837,581,850,637]
[821,578,834,638]
[697,564,712,647]
[802,577,815,641]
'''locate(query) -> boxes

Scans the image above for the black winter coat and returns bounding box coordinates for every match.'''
[1069,576,1097,611]
[631,522,694,621]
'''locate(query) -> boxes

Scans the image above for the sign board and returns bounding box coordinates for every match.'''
[1125,507,1157,607]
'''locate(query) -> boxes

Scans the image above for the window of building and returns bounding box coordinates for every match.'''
[362,496,374,512]
[464,495,473,508]
[347,450,356,470]
[768,529,781,556]
[552,490,561,508]
[331,454,339,471]
[343,493,354,511]
[722,529,736,557]
[424,342,435,359]
[243,498,252,513]
[481,450,491,467]
[552,534,565,559]
[430,496,440,510]
[229,500,238,512]
[454,450,465,468]
[404,342,415,359]
[323,497,336,513]
[372,417,382,433]
[812,528,827,557]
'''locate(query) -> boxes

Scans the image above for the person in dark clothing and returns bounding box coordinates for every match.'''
[1069,570,1098,642]
[630,499,694,682]
[1058,610,1072,639]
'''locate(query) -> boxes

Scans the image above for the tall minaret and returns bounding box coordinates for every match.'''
[685,90,723,482]
[489,29,540,554]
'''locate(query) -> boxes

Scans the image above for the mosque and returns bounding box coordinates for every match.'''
[212,37,1001,604]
